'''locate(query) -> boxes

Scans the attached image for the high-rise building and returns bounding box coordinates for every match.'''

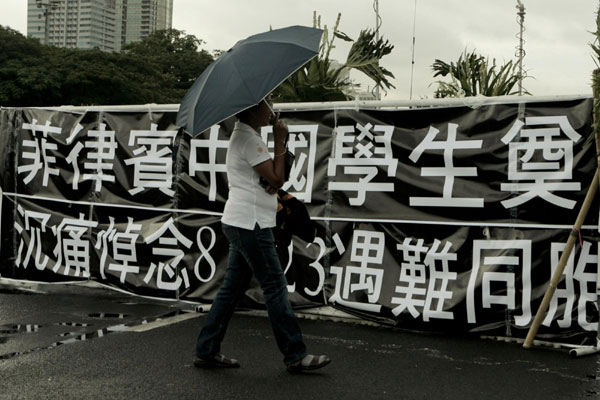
[121,0,173,46]
[26,0,173,52]
[27,0,123,52]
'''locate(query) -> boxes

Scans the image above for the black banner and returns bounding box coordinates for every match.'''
[0,97,597,343]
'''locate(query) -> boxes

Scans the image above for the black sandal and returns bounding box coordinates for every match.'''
[194,353,240,368]
[286,354,331,373]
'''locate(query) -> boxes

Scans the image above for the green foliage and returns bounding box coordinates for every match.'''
[345,29,395,92]
[0,26,214,106]
[431,49,529,98]
[122,29,214,101]
[0,25,58,106]
[53,48,161,105]
[273,12,395,103]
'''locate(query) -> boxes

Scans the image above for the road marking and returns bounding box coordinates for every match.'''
[126,312,201,332]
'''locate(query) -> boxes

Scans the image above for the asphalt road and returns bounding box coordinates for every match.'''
[0,282,598,400]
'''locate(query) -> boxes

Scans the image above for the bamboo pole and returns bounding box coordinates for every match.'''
[523,169,599,348]
[524,68,600,349]
[569,6,600,355]
[568,69,600,357]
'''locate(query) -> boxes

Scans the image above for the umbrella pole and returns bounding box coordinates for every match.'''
[524,68,600,349]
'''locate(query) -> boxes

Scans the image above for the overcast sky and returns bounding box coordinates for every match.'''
[2,0,598,100]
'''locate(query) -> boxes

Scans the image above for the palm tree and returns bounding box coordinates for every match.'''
[273,13,395,102]
[431,49,529,98]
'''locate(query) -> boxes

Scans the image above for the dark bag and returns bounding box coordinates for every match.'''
[273,190,316,248]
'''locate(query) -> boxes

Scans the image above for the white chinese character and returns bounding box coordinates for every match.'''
[14,206,51,270]
[500,116,582,209]
[51,213,98,277]
[18,119,62,186]
[327,123,397,206]
[189,125,228,202]
[261,124,318,203]
[468,240,532,326]
[409,123,483,207]
[67,123,117,192]
[544,241,598,331]
[329,230,385,313]
[392,239,457,320]
[85,123,117,191]
[143,217,193,291]
[96,217,142,283]
[124,123,178,197]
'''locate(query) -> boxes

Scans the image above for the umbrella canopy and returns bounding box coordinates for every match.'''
[176,25,324,136]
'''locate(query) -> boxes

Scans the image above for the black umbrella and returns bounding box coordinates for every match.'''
[176,25,323,136]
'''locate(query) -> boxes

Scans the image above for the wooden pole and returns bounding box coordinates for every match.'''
[525,5,600,350]
[523,169,599,348]
[523,68,600,349]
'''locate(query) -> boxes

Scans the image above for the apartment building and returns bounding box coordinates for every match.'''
[121,0,173,45]
[26,0,173,52]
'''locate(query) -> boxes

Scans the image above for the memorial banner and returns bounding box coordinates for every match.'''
[0,96,597,343]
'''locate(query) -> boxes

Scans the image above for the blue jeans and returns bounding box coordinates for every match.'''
[195,223,307,365]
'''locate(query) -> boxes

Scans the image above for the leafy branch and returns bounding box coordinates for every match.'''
[431,49,529,98]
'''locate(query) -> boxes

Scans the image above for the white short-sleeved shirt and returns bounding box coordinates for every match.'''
[221,121,277,229]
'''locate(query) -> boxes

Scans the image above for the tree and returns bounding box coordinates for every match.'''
[122,29,214,103]
[431,49,529,98]
[0,25,61,106]
[273,13,395,102]
[50,48,166,105]
[0,26,214,106]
